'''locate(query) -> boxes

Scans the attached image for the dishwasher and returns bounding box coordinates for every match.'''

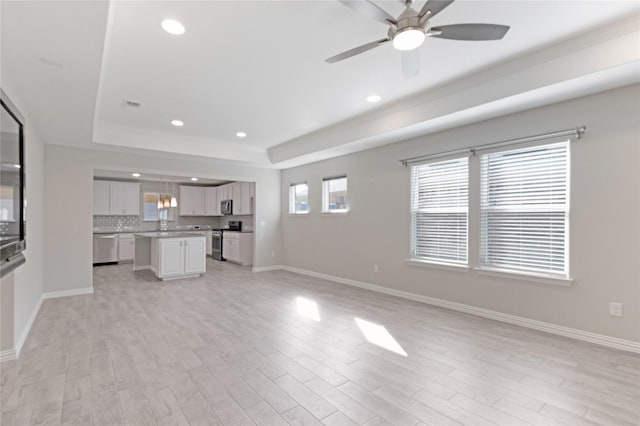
[93,234,118,264]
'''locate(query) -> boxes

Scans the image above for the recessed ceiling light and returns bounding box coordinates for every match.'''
[171,119,184,127]
[132,173,141,177]
[366,95,381,103]
[190,177,198,181]
[161,19,185,35]
[236,131,247,138]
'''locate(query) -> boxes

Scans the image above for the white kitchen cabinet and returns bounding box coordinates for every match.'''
[217,184,230,203]
[179,186,205,216]
[109,182,140,216]
[93,181,110,215]
[184,238,207,274]
[183,231,212,256]
[118,234,135,261]
[204,187,219,216]
[229,181,253,215]
[156,236,206,279]
[223,232,253,265]
[180,186,220,216]
[206,231,212,256]
[158,238,183,277]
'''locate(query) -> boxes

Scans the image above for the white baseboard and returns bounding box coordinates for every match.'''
[15,294,43,358]
[43,287,94,299]
[0,348,17,362]
[252,265,284,273]
[1,287,95,363]
[280,265,640,354]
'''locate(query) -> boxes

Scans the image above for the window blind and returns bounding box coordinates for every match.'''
[480,141,569,275]
[411,157,468,264]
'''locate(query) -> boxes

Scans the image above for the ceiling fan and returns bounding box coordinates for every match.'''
[326,0,510,78]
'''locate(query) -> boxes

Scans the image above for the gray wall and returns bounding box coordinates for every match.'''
[0,84,45,355]
[281,85,640,343]
[44,146,282,293]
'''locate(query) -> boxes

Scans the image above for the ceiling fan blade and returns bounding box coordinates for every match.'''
[339,1,397,25]
[401,50,420,78]
[418,0,454,19]
[325,38,390,63]
[430,24,510,41]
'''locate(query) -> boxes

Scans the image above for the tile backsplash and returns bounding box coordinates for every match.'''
[93,215,222,228]
[93,216,140,227]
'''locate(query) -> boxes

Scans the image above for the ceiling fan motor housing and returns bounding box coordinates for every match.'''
[388,9,430,50]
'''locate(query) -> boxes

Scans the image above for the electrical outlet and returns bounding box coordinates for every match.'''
[373,264,379,273]
[271,251,275,258]
[609,302,623,318]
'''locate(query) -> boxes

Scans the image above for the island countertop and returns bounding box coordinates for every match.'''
[134,232,206,239]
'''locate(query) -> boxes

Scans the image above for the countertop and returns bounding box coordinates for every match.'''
[94,226,255,234]
[134,232,207,239]
[94,225,215,234]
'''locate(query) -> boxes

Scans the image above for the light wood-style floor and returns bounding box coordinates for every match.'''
[1,259,639,425]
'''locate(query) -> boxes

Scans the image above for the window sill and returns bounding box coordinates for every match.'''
[405,259,470,272]
[321,211,349,216]
[474,267,573,287]
[288,213,309,216]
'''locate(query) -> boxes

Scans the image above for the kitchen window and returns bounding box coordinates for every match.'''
[322,175,348,213]
[480,141,569,277]
[143,192,175,221]
[289,182,309,214]
[410,157,468,265]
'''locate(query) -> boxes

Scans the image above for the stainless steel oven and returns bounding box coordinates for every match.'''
[212,230,223,260]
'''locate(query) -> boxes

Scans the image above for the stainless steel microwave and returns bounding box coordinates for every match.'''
[221,199,233,215]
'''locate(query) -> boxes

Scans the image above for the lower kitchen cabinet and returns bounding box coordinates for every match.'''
[157,237,206,279]
[223,232,253,265]
[118,234,135,261]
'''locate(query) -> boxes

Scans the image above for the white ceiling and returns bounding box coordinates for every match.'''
[93,169,229,185]
[1,1,639,168]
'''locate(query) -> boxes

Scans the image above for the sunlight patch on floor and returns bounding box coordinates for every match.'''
[296,296,321,321]
[355,317,408,356]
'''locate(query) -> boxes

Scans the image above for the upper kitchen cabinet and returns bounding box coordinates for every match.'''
[93,180,140,216]
[217,184,230,203]
[204,187,218,216]
[179,185,221,216]
[179,185,205,216]
[109,182,140,216]
[232,182,254,215]
[93,180,110,215]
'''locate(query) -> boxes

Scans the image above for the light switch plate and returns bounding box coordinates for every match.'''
[609,302,623,317]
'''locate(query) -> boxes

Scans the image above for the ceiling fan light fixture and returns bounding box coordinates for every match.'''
[392,27,426,51]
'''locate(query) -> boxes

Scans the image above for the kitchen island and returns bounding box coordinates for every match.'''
[133,232,206,281]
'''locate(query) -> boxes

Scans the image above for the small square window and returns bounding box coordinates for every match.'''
[289,182,309,214]
[322,176,348,213]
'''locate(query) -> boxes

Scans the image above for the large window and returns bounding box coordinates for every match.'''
[322,176,348,213]
[411,157,468,265]
[143,192,175,221]
[480,141,569,277]
[289,182,309,214]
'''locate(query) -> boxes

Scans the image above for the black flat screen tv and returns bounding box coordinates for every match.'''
[0,88,26,277]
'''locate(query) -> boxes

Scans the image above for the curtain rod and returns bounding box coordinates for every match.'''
[399,126,586,166]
